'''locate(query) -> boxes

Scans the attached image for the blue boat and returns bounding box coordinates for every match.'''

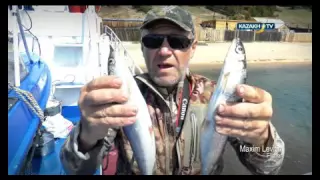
[8,6,82,175]
[8,5,143,175]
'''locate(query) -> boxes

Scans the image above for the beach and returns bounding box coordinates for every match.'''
[122,41,312,67]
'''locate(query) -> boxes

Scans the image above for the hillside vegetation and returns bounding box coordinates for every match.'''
[274,6,312,28]
[98,6,312,27]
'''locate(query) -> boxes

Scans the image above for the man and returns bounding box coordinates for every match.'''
[60,6,285,175]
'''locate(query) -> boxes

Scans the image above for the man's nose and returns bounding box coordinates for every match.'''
[158,39,173,56]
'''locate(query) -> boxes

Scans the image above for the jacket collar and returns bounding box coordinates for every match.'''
[135,72,195,104]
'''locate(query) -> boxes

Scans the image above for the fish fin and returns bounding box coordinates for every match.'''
[222,72,230,92]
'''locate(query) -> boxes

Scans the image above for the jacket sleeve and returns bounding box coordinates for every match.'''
[228,122,285,175]
[59,122,118,175]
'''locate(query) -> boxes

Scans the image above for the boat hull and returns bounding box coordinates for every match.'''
[8,53,52,175]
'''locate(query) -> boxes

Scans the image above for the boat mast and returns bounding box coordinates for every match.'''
[11,5,20,87]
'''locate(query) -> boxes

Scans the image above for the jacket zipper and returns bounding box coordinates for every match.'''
[135,76,187,175]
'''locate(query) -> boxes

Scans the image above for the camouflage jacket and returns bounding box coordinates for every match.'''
[60,72,285,175]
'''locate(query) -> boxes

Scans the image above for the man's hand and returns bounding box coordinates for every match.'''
[78,76,138,152]
[215,84,273,147]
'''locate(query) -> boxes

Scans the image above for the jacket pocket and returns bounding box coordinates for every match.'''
[176,104,208,175]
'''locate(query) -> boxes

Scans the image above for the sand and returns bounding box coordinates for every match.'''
[9,40,312,67]
[122,42,312,67]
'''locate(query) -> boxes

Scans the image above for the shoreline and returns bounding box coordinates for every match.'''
[137,60,312,70]
[135,59,312,68]
[191,59,312,64]
[123,41,312,67]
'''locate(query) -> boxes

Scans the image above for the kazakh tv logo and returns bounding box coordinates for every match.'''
[236,23,275,33]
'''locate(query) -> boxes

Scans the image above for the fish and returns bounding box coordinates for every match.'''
[107,45,156,175]
[200,38,247,175]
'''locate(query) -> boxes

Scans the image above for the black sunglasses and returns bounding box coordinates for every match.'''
[142,34,194,50]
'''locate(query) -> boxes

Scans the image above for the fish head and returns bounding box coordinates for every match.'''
[224,38,247,71]
[108,45,117,76]
[234,39,245,55]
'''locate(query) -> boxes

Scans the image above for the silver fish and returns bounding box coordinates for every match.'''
[107,45,156,175]
[200,38,247,175]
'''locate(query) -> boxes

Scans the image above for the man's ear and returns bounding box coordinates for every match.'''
[190,39,197,59]
[140,29,148,53]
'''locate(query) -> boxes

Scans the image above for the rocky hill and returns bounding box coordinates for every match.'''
[98,6,312,28]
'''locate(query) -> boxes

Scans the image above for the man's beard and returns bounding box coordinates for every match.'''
[151,66,188,87]
[152,76,180,87]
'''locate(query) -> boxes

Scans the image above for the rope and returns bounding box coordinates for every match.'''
[8,82,45,175]
[8,82,45,123]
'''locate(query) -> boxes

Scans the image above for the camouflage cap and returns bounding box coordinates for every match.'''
[140,6,195,36]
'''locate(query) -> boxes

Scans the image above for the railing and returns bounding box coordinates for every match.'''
[104,25,144,75]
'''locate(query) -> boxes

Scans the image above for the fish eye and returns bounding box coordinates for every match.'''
[236,46,243,52]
